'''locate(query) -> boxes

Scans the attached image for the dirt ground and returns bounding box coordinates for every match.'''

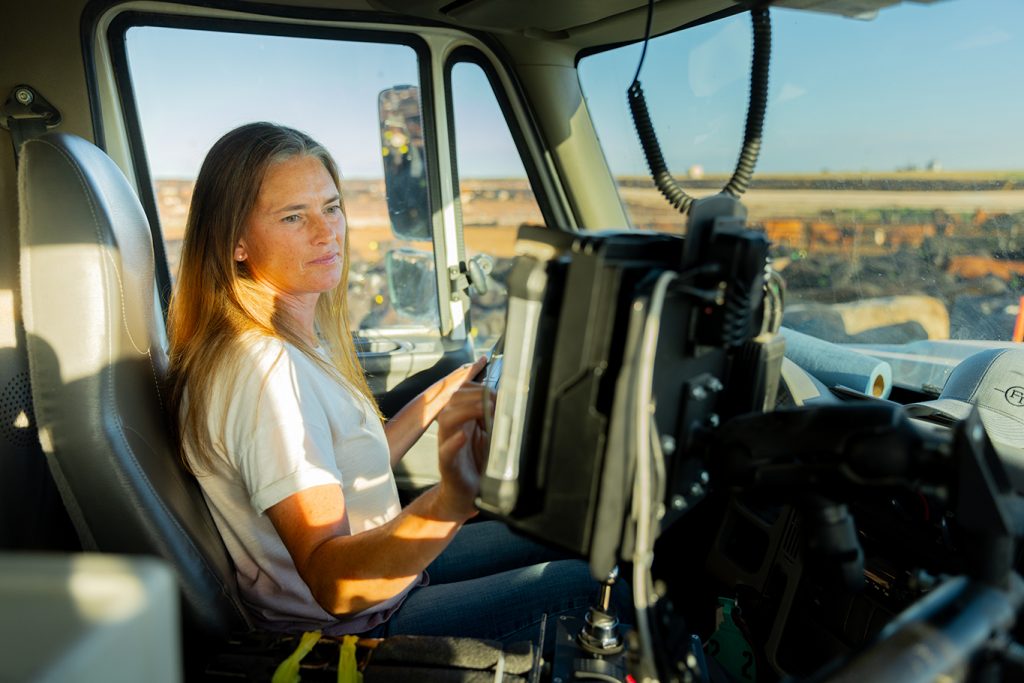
[155,178,1024,343]
[620,187,1024,232]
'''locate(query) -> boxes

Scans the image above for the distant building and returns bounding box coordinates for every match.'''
[926,159,943,172]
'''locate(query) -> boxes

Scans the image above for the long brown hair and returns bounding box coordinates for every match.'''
[167,122,380,473]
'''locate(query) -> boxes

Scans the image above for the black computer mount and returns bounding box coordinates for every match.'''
[678,403,1024,683]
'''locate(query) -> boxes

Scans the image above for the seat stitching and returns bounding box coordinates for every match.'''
[149,352,166,413]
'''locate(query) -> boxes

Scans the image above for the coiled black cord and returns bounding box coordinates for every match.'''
[721,280,756,346]
[628,80,694,214]
[628,5,772,214]
[723,7,771,198]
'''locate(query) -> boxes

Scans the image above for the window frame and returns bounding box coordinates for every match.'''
[442,46,560,348]
[106,12,441,323]
[443,44,567,236]
[96,5,574,339]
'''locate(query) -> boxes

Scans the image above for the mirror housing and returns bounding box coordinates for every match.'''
[378,85,431,240]
[467,253,494,296]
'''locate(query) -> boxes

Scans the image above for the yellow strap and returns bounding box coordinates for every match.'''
[337,635,362,683]
[271,630,322,683]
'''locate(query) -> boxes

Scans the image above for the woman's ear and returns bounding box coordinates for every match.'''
[234,242,248,262]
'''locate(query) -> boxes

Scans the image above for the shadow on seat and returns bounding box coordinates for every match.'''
[17,132,250,641]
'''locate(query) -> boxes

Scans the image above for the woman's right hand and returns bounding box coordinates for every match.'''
[434,382,493,520]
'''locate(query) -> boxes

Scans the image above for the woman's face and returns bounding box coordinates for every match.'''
[235,154,346,304]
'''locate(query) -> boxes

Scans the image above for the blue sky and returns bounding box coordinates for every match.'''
[580,0,1023,174]
[126,31,420,178]
[127,0,1022,179]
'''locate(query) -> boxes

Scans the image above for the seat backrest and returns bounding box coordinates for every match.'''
[17,132,249,636]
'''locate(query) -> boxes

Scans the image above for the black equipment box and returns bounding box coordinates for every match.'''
[479,227,726,564]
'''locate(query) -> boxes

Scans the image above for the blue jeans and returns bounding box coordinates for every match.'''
[365,521,630,657]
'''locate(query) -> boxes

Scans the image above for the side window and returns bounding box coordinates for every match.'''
[123,26,438,334]
[448,59,544,351]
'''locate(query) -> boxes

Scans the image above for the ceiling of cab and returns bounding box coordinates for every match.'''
[238,0,948,50]
[364,0,738,46]
[370,0,712,34]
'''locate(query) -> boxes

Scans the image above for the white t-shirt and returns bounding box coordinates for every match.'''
[185,334,418,634]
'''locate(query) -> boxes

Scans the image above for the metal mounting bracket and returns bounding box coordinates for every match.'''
[2,85,62,162]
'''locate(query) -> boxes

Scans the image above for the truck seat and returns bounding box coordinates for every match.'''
[17,132,249,638]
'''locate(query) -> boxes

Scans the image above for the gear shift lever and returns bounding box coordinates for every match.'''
[578,566,623,654]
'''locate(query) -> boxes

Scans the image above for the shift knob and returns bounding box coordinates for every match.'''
[578,567,623,654]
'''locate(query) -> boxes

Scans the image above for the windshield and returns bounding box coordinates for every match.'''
[579,0,1023,347]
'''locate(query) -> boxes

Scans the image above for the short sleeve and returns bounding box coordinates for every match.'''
[219,338,343,513]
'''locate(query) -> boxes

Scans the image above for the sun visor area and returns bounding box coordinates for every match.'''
[772,0,943,21]
[367,0,735,40]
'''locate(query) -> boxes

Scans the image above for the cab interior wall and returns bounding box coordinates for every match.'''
[3,0,96,277]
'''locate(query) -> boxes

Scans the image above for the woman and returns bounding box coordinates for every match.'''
[167,122,625,649]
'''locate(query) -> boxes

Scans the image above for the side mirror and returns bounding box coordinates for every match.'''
[378,85,431,241]
[385,247,438,323]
